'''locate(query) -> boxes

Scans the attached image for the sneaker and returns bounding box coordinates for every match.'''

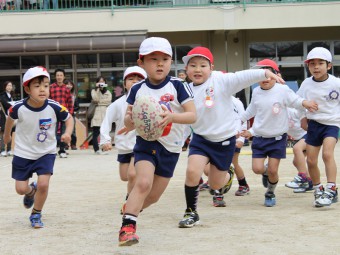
[71,145,77,150]
[23,182,37,209]
[1,151,7,157]
[118,224,139,246]
[293,179,313,193]
[95,150,109,155]
[199,181,210,191]
[212,193,226,207]
[178,209,200,228]
[59,152,68,158]
[262,164,269,188]
[221,165,235,194]
[7,150,13,156]
[314,186,338,207]
[235,185,250,196]
[264,192,276,207]
[285,174,308,189]
[29,214,44,228]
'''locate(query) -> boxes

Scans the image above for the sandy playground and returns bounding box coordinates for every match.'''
[1,144,340,255]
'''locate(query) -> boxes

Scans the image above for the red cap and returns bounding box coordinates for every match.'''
[182,47,214,66]
[252,59,280,73]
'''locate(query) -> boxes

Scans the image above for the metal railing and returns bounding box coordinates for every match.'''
[0,0,338,12]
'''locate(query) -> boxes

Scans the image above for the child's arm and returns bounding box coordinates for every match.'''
[3,116,15,145]
[301,117,308,131]
[159,100,196,129]
[60,116,74,144]
[100,104,115,151]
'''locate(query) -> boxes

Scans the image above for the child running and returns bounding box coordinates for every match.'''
[178,48,285,228]
[296,47,340,207]
[100,66,147,214]
[240,59,317,207]
[3,66,73,228]
[118,37,196,246]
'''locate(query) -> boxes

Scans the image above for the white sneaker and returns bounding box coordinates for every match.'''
[95,150,108,155]
[59,152,68,158]
[7,150,13,156]
[0,151,7,157]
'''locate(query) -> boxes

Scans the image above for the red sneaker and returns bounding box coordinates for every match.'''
[119,224,139,246]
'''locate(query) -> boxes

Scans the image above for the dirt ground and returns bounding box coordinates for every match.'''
[1,143,340,255]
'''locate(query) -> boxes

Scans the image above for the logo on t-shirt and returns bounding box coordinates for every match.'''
[37,118,52,142]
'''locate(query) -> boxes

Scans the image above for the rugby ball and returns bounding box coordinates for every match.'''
[132,95,164,141]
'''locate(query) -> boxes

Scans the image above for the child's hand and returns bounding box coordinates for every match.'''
[265,69,285,84]
[101,142,112,151]
[61,133,71,144]
[124,105,135,131]
[117,126,131,135]
[240,130,252,139]
[159,104,173,129]
[303,100,318,112]
[236,140,244,149]
[3,134,11,145]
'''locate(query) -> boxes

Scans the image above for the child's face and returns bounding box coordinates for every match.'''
[258,67,278,90]
[124,74,144,92]
[307,59,331,81]
[185,56,213,85]
[178,72,187,81]
[24,77,50,105]
[138,52,172,85]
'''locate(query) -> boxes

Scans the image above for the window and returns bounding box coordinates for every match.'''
[49,54,72,70]
[100,53,124,68]
[77,54,97,69]
[21,56,45,69]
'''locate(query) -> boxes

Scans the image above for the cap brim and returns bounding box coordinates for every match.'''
[251,64,279,72]
[183,54,211,66]
[124,72,146,80]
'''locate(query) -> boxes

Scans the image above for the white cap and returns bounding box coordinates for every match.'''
[305,47,332,63]
[123,66,147,80]
[23,66,50,87]
[139,37,172,57]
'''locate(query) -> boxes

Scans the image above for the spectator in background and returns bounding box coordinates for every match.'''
[65,79,79,150]
[0,81,15,157]
[49,68,74,158]
[91,76,112,155]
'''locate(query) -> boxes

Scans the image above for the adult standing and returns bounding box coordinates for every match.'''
[49,68,73,158]
[91,76,112,155]
[0,81,15,157]
[65,79,79,150]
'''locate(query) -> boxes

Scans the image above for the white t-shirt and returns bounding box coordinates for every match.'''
[189,70,267,142]
[127,76,194,153]
[241,83,305,138]
[100,95,136,155]
[297,74,340,127]
[287,108,307,140]
[9,98,70,160]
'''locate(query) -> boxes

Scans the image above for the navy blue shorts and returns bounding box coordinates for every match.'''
[252,133,287,159]
[134,136,180,178]
[235,147,241,154]
[12,154,56,181]
[189,133,236,171]
[306,120,339,146]
[117,153,134,163]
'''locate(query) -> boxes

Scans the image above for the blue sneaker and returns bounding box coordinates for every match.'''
[264,192,276,207]
[29,214,44,228]
[23,182,37,209]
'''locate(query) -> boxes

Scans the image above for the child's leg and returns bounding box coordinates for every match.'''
[119,163,129,182]
[124,160,155,217]
[142,175,171,209]
[267,157,280,185]
[252,158,266,175]
[292,139,308,174]
[208,164,231,191]
[15,180,31,195]
[306,144,321,185]
[34,174,51,211]
[233,152,250,196]
[127,158,136,194]
[321,137,337,184]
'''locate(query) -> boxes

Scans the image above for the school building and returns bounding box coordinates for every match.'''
[0,0,339,127]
